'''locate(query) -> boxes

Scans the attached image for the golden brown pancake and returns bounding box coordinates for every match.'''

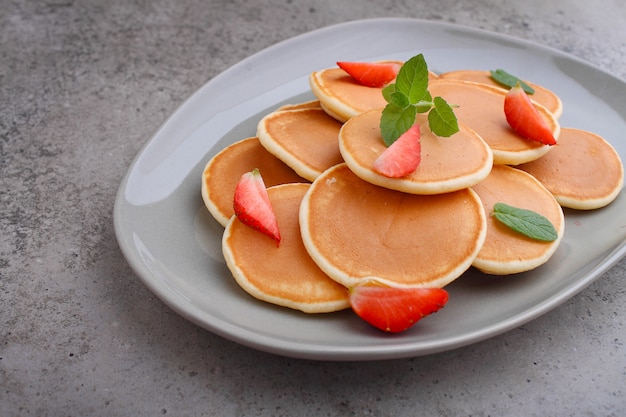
[222,183,350,313]
[438,69,563,118]
[338,109,493,194]
[308,61,438,122]
[202,137,307,227]
[257,107,345,181]
[428,79,560,165]
[471,165,565,275]
[517,127,624,210]
[299,164,487,289]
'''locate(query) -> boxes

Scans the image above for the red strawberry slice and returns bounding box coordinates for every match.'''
[373,123,421,178]
[504,82,556,145]
[349,285,449,333]
[336,61,401,88]
[233,168,281,245]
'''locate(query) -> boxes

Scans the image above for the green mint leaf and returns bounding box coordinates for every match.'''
[389,91,410,108]
[381,83,396,102]
[380,103,417,146]
[395,54,430,104]
[492,202,558,242]
[490,69,535,94]
[427,97,459,137]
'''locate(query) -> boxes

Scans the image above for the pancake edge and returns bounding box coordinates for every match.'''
[308,71,357,123]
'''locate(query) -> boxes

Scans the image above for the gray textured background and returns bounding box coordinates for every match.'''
[2,0,625,416]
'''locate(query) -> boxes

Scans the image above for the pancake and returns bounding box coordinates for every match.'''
[338,109,493,194]
[202,137,307,227]
[517,127,624,210]
[471,165,565,275]
[222,183,350,313]
[428,79,560,165]
[438,69,563,118]
[257,107,345,181]
[309,61,438,122]
[299,164,487,289]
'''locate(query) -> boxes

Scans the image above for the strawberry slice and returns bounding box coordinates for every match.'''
[349,285,449,333]
[336,61,401,88]
[504,82,556,145]
[233,168,281,245]
[373,123,421,178]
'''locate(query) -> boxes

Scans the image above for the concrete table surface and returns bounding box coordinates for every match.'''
[2,0,625,416]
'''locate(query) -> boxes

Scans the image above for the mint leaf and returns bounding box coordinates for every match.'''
[427,97,459,137]
[492,202,558,242]
[490,69,535,94]
[389,90,410,108]
[380,103,417,146]
[381,83,396,102]
[395,54,430,104]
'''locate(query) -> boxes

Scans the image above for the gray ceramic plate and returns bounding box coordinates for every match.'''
[114,18,626,361]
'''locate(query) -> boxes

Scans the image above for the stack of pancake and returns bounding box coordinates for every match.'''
[202,60,624,315]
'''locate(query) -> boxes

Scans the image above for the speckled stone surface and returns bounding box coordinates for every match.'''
[1,0,625,416]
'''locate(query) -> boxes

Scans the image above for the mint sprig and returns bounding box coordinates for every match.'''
[492,202,558,242]
[490,69,535,94]
[380,54,459,146]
